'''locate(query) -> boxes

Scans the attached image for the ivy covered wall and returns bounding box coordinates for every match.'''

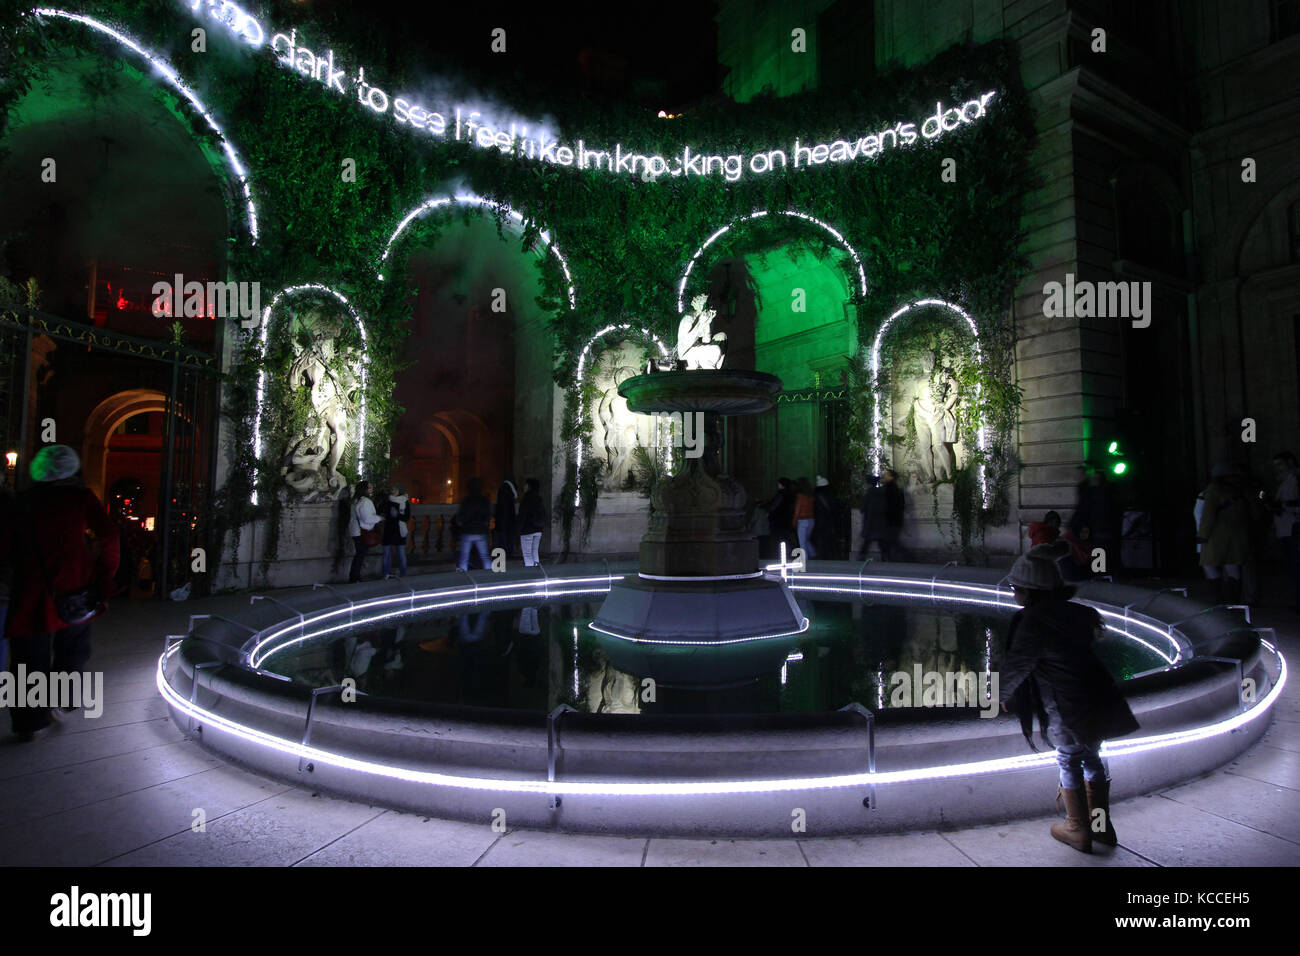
[1,1,1037,565]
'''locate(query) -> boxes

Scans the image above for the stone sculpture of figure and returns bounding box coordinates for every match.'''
[676,294,727,370]
[593,347,645,490]
[912,367,960,482]
[281,311,359,500]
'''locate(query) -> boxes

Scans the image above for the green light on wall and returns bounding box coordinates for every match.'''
[1112,461,1127,475]
[1105,439,1129,476]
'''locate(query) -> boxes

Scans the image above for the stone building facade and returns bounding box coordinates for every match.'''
[715,0,1300,569]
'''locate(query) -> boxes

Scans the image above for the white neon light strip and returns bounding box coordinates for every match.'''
[870,298,988,504]
[588,617,810,646]
[157,634,1286,796]
[35,9,259,242]
[675,210,869,315]
[247,574,618,667]
[251,284,368,505]
[637,571,765,581]
[572,324,671,507]
[377,193,575,309]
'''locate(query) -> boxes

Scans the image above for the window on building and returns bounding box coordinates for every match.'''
[1273,0,1300,41]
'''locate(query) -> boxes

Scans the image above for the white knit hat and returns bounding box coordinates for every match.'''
[1007,541,1070,591]
[815,475,829,487]
[30,444,80,482]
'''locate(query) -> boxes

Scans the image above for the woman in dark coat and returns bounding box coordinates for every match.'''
[1,445,120,740]
[494,473,519,558]
[998,541,1139,853]
[812,475,836,559]
[766,478,796,558]
[517,478,546,567]
[380,483,411,578]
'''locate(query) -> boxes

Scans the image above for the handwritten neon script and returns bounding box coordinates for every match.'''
[184,0,996,181]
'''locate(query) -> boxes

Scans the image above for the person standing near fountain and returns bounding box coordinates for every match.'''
[494,472,519,559]
[793,478,815,557]
[347,481,382,583]
[454,477,492,571]
[997,541,1139,853]
[518,478,546,567]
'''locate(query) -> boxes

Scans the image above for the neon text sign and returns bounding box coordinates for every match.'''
[183,1,997,183]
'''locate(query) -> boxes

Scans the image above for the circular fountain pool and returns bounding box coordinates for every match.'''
[158,562,1286,836]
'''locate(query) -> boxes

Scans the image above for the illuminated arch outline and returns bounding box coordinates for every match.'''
[675,210,869,314]
[33,8,260,241]
[574,325,671,506]
[252,284,368,505]
[871,298,988,504]
[377,193,576,309]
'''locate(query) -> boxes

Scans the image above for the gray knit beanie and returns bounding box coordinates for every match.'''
[1007,541,1070,591]
[30,444,80,483]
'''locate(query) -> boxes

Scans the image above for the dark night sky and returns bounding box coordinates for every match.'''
[295,0,724,111]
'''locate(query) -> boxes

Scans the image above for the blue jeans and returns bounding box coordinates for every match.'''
[1056,739,1108,789]
[797,519,815,558]
[382,543,407,577]
[457,534,489,571]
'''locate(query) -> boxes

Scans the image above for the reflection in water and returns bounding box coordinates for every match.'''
[260,597,1166,717]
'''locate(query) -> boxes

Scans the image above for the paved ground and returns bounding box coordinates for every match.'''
[1,574,1297,867]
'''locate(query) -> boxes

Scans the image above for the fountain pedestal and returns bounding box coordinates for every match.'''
[592,369,806,645]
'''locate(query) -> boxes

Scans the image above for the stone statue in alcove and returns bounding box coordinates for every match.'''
[281,310,361,501]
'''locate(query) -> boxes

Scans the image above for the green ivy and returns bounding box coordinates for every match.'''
[3,2,1037,567]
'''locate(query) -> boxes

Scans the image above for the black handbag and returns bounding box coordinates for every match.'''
[34,536,101,626]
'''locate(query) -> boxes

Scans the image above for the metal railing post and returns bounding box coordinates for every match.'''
[547,704,576,810]
[839,702,877,810]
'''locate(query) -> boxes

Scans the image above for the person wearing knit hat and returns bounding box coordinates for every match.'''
[997,538,1139,853]
[30,444,81,483]
[2,444,120,741]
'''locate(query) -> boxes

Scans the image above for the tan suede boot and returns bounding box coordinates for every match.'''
[1085,777,1117,846]
[1051,785,1092,853]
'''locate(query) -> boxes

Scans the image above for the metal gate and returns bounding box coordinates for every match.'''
[0,304,219,599]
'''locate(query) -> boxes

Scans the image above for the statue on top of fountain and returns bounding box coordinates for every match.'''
[648,294,728,371]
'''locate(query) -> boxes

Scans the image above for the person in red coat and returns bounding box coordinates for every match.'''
[2,445,120,740]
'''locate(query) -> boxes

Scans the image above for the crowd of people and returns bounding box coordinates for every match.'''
[343,472,549,581]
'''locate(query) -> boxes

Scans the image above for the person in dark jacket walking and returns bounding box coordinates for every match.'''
[455,477,492,571]
[997,541,1139,853]
[380,483,411,578]
[1,445,120,740]
[766,477,796,558]
[494,472,519,558]
[812,475,836,559]
[517,478,546,566]
[861,470,904,560]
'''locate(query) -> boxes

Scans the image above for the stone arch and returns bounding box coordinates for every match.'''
[1234,176,1300,273]
[676,209,869,314]
[378,192,576,309]
[252,284,368,504]
[82,388,193,501]
[1111,162,1186,273]
[869,298,987,502]
[33,8,259,241]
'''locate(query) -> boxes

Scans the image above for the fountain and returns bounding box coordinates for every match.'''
[592,297,804,644]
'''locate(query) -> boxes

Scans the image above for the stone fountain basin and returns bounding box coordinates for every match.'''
[619,369,782,415]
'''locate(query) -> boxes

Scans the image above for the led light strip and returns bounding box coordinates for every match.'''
[157,634,1286,796]
[789,575,1183,664]
[588,617,810,646]
[870,298,987,504]
[572,324,672,507]
[35,8,259,242]
[377,193,575,309]
[675,210,869,315]
[247,574,619,667]
[251,284,367,505]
